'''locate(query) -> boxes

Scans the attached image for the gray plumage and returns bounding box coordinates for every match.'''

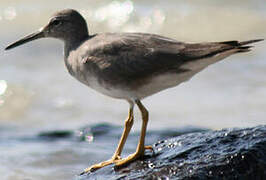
[5,9,263,100]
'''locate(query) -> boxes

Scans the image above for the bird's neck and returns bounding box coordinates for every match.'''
[63,34,89,58]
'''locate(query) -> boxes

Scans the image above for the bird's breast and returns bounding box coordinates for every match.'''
[64,55,136,100]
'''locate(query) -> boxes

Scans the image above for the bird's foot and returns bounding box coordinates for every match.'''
[114,151,143,167]
[80,155,121,175]
[80,146,153,175]
[114,146,153,167]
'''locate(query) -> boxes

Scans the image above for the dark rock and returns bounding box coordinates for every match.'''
[78,125,266,180]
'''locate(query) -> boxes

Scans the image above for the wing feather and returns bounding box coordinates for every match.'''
[82,33,262,86]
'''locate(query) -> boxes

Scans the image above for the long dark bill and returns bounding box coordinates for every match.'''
[5,30,44,50]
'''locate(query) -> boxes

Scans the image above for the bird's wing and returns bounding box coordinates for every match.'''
[82,33,186,82]
[82,33,262,85]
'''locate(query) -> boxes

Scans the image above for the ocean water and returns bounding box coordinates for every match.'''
[0,1,265,179]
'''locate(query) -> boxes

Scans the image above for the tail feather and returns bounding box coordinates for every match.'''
[239,39,264,46]
[181,38,263,70]
[221,39,263,47]
[220,39,263,53]
[237,47,252,53]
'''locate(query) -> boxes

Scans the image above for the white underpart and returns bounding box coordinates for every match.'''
[85,76,134,100]
[133,49,238,99]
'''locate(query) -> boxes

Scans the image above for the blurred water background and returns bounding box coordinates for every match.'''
[0,0,265,179]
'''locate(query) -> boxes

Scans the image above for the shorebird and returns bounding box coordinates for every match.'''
[5,9,263,174]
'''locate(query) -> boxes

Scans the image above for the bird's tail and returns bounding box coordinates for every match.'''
[221,39,264,53]
[239,39,264,46]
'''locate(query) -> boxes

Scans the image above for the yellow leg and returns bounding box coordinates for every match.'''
[111,101,134,159]
[82,101,134,173]
[115,100,149,167]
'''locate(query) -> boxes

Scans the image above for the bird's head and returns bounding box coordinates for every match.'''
[5,9,89,50]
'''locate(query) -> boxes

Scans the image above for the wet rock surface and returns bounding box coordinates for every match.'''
[2,123,264,180]
[78,125,266,180]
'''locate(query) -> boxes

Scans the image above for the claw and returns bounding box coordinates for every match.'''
[81,154,123,174]
[145,145,153,151]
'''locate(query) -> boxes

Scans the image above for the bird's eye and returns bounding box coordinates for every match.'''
[52,19,62,26]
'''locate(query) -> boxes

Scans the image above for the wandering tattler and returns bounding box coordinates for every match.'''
[5,9,263,173]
